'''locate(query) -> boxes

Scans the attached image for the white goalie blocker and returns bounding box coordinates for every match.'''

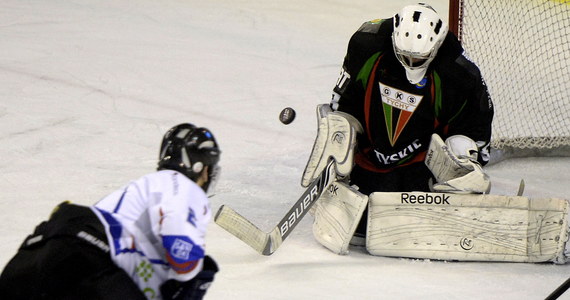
[302,104,369,255]
[301,104,362,187]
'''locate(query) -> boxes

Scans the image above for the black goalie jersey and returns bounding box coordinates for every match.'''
[331,18,494,173]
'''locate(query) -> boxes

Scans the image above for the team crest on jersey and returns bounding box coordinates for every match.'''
[171,238,193,260]
[379,82,424,146]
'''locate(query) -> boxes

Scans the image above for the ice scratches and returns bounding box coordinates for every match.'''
[0,65,116,99]
[0,117,76,141]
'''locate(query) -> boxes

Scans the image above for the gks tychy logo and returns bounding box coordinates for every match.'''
[379,82,424,146]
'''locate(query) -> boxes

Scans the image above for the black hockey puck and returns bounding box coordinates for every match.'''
[279,107,296,125]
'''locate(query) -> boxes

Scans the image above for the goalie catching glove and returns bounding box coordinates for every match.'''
[425,134,490,194]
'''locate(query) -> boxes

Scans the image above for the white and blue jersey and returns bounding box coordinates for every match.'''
[92,170,211,299]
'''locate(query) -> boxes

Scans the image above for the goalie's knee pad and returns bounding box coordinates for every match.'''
[301,104,363,187]
[312,181,368,255]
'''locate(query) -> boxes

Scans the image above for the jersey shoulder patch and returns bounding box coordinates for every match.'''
[357,19,386,34]
[351,18,392,52]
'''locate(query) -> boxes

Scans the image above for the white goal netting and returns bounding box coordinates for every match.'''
[450,0,570,156]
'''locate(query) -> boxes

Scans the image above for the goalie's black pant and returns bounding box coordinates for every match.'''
[350,162,433,237]
[0,202,146,300]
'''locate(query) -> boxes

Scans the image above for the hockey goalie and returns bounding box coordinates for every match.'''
[302,3,569,264]
[304,103,569,264]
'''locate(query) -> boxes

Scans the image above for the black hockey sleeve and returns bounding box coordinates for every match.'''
[445,56,494,165]
[331,50,361,118]
[332,20,392,128]
[160,255,219,300]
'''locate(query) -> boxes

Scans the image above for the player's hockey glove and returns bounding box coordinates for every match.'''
[160,255,219,300]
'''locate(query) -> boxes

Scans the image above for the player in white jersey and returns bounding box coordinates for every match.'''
[0,123,221,300]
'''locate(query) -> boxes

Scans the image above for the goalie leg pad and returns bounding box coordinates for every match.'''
[301,104,363,187]
[312,181,368,255]
[365,192,569,263]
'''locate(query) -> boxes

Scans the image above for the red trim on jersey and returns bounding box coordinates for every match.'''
[429,73,438,130]
[159,208,164,226]
[166,253,200,274]
[364,54,384,143]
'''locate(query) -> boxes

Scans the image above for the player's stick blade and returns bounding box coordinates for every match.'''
[214,205,272,255]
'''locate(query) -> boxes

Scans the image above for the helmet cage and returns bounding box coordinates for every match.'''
[393,47,434,70]
[392,3,448,84]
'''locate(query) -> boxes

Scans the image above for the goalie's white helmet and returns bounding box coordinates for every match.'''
[392,3,448,84]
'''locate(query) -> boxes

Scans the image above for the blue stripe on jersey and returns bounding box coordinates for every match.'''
[113,188,128,213]
[96,208,123,254]
[96,208,170,267]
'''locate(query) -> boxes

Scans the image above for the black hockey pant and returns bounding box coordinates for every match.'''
[0,202,146,300]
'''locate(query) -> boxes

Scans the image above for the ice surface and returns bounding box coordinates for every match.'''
[0,0,568,299]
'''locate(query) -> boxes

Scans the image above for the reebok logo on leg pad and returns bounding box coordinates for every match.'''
[400,192,450,205]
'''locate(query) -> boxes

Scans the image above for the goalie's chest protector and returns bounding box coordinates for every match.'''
[357,51,442,171]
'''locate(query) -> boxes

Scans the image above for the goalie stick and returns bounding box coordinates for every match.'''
[546,277,570,300]
[215,159,336,255]
[517,179,525,196]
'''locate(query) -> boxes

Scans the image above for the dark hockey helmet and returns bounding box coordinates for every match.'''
[158,123,221,192]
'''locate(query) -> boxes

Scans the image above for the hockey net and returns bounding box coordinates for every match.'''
[449,0,570,160]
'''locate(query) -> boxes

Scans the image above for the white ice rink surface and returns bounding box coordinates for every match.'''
[1,0,569,299]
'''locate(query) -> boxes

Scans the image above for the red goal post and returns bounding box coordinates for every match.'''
[448,0,570,161]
